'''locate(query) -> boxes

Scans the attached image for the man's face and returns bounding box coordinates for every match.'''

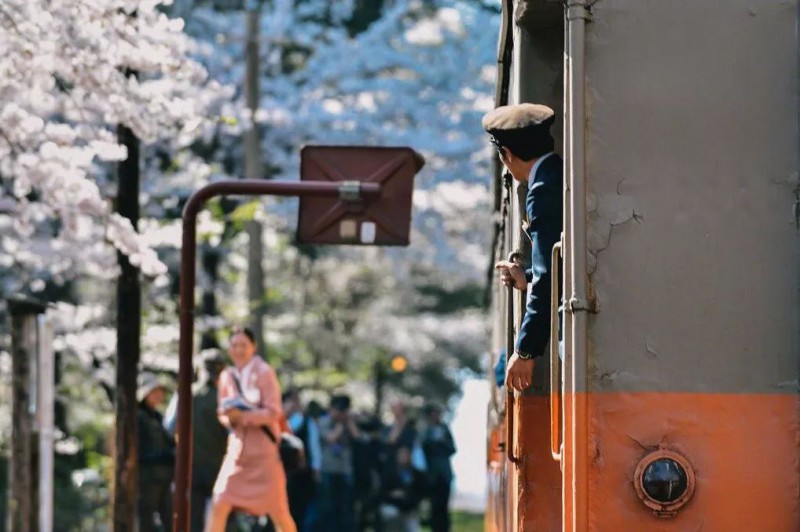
[499,147,527,182]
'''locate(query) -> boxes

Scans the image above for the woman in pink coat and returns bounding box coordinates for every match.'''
[206,327,296,532]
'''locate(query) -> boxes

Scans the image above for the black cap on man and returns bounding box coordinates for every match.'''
[482,103,555,161]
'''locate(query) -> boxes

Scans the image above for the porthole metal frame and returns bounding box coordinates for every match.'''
[633,446,696,518]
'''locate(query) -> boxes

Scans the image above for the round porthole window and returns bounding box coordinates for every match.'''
[633,447,695,517]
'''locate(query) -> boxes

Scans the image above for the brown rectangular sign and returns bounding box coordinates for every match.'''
[297,145,424,246]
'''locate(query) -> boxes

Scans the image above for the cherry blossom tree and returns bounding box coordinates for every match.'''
[0,0,227,290]
[175,0,499,405]
[0,1,501,483]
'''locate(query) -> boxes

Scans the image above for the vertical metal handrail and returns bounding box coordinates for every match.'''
[505,251,521,464]
[550,241,563,461]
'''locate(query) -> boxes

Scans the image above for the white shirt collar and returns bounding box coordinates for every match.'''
[528,151,555,188]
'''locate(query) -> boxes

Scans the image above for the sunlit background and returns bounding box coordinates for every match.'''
[451,379,491,512]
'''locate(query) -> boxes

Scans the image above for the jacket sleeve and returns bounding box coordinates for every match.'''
[516,162,562,358]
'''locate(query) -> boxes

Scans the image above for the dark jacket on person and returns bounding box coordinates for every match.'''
[191,381,228,478]
[518,153,563,358]
[138,404,175,484]
[380,465,427,513]
[421,423,456,483]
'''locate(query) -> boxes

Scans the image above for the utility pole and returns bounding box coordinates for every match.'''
[36,315,54,532]
[113,118,141,532]
[8,296,46,532]
[245,2,267,357]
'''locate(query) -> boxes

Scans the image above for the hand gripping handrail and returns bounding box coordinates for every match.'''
[550,241,563,461]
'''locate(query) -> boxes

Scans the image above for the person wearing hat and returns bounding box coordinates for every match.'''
[137,372,175,531]
[485,103,563,392]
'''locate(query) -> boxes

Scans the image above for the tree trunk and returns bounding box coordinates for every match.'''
[112,123,141,532]
[10,314,34,532]
[8,298,46,532]
[245,7,267,357]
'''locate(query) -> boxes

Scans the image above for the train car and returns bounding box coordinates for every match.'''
[486,1,799,530]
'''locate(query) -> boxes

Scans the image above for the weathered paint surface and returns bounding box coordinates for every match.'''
[587,393,800,530]
[498,0,800,530]
[578,0,800,529]
[584,0,799,395]
[515,395,563,532]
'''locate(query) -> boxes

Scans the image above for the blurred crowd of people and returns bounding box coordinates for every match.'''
[135,326,457,532]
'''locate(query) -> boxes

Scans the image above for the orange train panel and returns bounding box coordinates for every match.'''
[515,395,563,532]
[485,424,507,532]
[579,392,800,531]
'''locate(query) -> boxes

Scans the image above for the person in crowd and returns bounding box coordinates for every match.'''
[137,372,175,532]
[301,400,325,531]
[161,350,232,531]
[282,388,322,531]
[385,400,417,458]
[420,404,456,532]
[305,399,325,422]
[353,414,384,531]
[206,326,296,532]
[317,394,359,532]
[379,446,427,532]
[189,351,231,531]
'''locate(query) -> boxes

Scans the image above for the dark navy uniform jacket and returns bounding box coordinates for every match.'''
[517,152,563,358]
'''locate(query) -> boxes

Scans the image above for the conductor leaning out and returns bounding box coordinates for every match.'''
[484,103,563,392]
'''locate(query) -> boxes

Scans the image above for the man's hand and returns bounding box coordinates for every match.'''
[495,260,527,291]
[506,353,535,391]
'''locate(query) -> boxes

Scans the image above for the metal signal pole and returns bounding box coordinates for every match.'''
[172,180,382,531]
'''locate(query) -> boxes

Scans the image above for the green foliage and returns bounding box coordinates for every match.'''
[393,359,460,403]
[414,281,485,314]
[229,200,260,224]
[53,453,100,530]
[423,512,484,532]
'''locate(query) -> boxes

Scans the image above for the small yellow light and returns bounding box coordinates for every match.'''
[390,354,408,373]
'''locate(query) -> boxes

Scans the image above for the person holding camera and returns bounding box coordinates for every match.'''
[205,327,297,532]
[317,394,359,531]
